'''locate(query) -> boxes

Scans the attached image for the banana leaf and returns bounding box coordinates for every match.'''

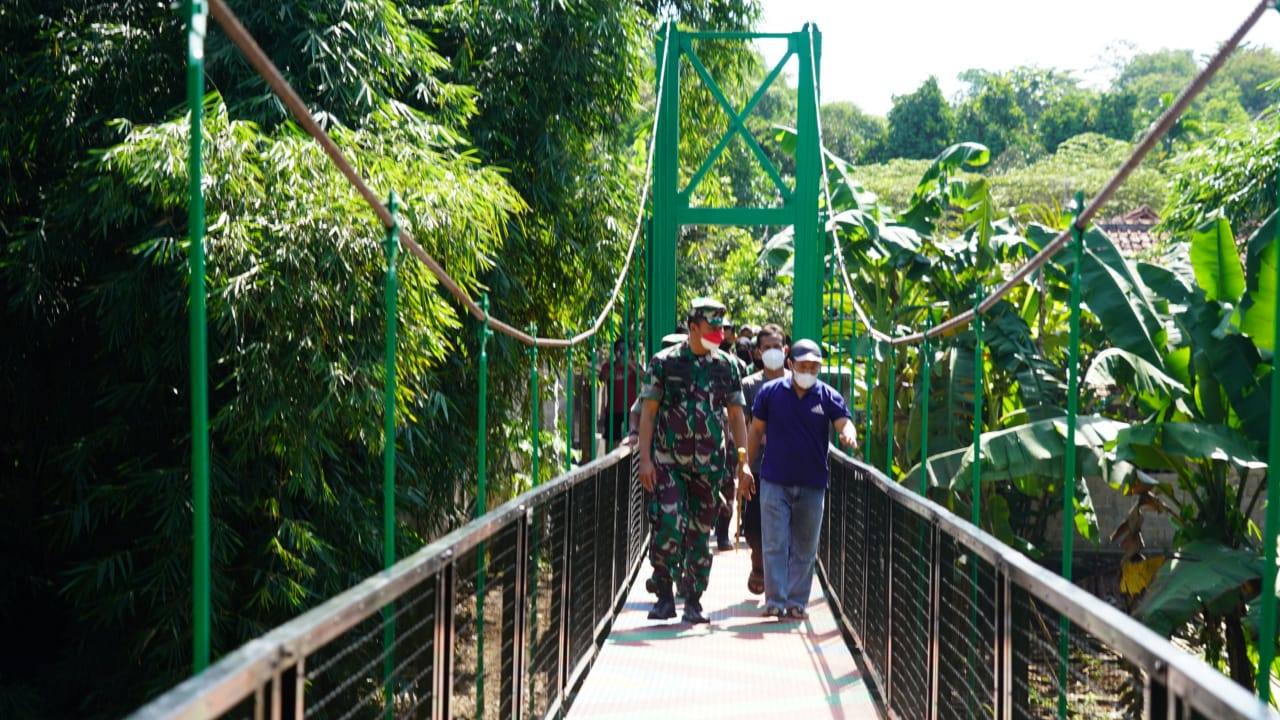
[1190,214,1245,304]
[1113,421,1266,471]
[1084,347,1187,414]
[1136,540,1262,637]
[1241,232,1277,353]
[938,416,1128,490]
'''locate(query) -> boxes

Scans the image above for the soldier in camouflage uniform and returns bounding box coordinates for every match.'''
[637,298,753,623]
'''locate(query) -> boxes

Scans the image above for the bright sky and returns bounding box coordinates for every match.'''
[756,0,1280,116]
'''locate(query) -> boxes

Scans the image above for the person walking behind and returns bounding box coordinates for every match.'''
[738,323,788,595]
[740,339,857,619]
[637,298,753,624]
[598,338,639,447]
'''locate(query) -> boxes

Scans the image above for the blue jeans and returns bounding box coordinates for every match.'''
[759,479,826,611]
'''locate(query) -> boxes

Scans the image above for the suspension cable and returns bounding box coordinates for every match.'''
[806,25,893,346]
[207,0,668,348]
[806,0,1275,348]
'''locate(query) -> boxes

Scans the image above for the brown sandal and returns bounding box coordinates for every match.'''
[747,570,764,595]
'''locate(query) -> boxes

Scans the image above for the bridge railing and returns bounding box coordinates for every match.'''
[128,448,643,720]
[820,451,1278,720]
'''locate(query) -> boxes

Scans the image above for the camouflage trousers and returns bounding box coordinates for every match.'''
[716,454,737,522]
[649,462,724,596]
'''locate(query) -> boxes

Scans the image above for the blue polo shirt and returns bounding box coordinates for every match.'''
[752,375,852,488]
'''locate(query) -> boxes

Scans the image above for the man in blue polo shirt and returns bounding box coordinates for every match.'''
[740,338,857,619]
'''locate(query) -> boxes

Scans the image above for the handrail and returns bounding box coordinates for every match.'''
[128,446,642,720]
[821,451,1279,719]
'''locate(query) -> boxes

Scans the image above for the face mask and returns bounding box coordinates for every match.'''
[700,330,724,352]
[793,372,818,389]
[761,348,785,370]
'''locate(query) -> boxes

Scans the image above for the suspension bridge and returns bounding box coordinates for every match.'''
[126,0,1280,718]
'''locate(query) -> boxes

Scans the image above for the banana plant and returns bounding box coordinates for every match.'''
[1099,211,1277,689]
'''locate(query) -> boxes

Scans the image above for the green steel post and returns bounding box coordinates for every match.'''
[606,328,616,449]
[186,0,211,674]
[589,337,598,461]
[969,285,985,720]
[885,343,896,476]
[792,25,823,341]
[1261,169,1280,701]
[970,285,985,528]
[624,274,632,429]
[825,241,834,387]
[864,341,874,465]
[649,23,679,356]
[477,294,491,512]
[920,318,932,496]
[475,295,491,720]
[380,193,400,718]
[1058,192,1087,720]
[531,323,541,486]
[848,329,857,457]
[566,347,574,473]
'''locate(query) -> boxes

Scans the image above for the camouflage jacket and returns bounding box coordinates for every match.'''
[640,341,746,471]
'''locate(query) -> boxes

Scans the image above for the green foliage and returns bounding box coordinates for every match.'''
[820,100,889,164]
[1161,119,1280,236]
[2,0,772,716]
[997,133,1168,222]
[886,76,955,160]
[954,75,1031,163]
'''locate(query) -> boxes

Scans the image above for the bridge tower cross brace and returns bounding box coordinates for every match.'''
[648,23,824,354]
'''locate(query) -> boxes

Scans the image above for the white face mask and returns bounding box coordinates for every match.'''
[700,337,720,353]
[793,372,818,389]
[761,348,785,371]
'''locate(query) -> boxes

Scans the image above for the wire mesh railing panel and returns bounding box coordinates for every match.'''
[888,502,932,720]
[625,456,646,575]
[1009,586,1143,719]
[819,476,834,591]
[567,472,601,681]
[482,523,522,720]
[450,545,484,720]
[523,491,568,720]
[602,461,625,628]
[934,533,997,720]
[303,575,439,720]
[840,463,867,640]
[822,451,1276,720]
[862,480,891,682]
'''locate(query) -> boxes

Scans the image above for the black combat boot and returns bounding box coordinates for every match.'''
[715,514,732,550]
[682,592,710,624]
[647,580,676,620]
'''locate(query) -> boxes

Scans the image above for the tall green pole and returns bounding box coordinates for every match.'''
[885,343,896,476]
[970,285,985,528]
[969,285,985,720]
[474,295,491,720]
[588,337,598,462]
[380,193,400,718]
[848,329,857,457]
[531,324,541,486]
[1058,192,1086,719]
[565,347,574,473]
[792,25,822,341]
[1260,170,1280,702]
[864,340,874,465]
[477,294,491,514]
[919,318,932,496]
[649,23,679,356]
[185,0,211,674]
[606,328,615,450]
